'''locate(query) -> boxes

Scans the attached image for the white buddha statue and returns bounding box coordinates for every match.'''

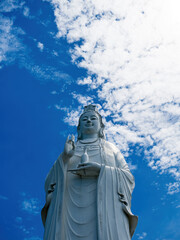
[41,105,138,240]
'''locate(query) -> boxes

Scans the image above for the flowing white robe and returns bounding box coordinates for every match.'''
[41,139,138,240]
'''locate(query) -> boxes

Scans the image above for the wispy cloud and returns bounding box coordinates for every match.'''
[167,182,180,195]
[0,0,24,13]
[37,42,44,52]
[0,194,8,200]
[64,107,82,127]
[0,16,70,82]
[137,232,147,239]
[50,0,180,183]
[128,162,137,171]
[51,90,58,95]
[161,216,180,239]
[0,15,25,66]
[15,216,30,235]
[22,60,72,83]
[14,193,42,237]
[0,1,71,84]
[72,93,93,105]
[21,197,41,215]
[23,6,30,17]
[0,17,71,82]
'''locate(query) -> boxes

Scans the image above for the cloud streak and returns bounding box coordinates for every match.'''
[137,232,147,239]
[0,0,24,13]
[21,197,41,215]
[37,42,44,52]
[0,14,25,66]
[0,4,72,83]
[0,194,8,200]
[50,0,180,182]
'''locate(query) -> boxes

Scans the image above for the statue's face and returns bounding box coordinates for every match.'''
[79,111,101,136]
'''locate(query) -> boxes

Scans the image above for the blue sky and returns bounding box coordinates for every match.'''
[0,0,180,239]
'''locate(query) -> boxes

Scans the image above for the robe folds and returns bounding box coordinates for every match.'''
[41,139,138,240]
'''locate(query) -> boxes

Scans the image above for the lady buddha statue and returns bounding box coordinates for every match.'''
[41,104,138,240]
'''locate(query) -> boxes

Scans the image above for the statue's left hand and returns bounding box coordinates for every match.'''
[72,162,101,177]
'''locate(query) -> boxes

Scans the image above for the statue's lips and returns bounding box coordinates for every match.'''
[85,124,93,127]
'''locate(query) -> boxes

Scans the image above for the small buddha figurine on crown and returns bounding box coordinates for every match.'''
[84,104,98,112]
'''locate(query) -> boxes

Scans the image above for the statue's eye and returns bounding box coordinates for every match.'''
[91,117,97,120]
[82,118,87,121]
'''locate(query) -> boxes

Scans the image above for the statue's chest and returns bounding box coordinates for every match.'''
[75,145,100,157]
[68,145,101,168]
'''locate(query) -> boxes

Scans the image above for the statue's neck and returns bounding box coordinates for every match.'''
[79,137,99,144]
[81,133,99,140]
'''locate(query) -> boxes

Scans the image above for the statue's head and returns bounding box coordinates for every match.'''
[77,104,105,140]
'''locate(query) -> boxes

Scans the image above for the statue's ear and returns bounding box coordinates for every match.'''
[99,127,105,139]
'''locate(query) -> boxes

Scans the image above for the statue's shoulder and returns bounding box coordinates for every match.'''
[101,139,119,154]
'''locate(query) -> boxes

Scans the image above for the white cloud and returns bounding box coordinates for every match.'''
[77,76,92,85]
[21,198,40,215]
[72,93,93,105]
[37,42,44,52]
[15,194,41,236]
[23,6,30,17]
[0,0,24,13]
[21,60,72,83]
[51,90,58,94]
[15,216,31,235]
[128,162,137,171]
[0,0,32,19]
[54,104,61,110]
[64,108,82,127]
[167,182,180,195]
[50,0,180,183]
[52,50,58,56]
[0,6,72,84]
[137,232,147,239]
[0,15,25,66]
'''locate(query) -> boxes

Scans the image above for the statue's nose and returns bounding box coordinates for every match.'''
[87,118,91,123]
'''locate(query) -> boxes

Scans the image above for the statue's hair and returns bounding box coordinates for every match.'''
[77,107,105,140]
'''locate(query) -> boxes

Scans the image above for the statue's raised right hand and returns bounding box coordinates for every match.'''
[63,134,75,159]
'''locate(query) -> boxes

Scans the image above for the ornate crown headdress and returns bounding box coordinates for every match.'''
[83,104,98,113]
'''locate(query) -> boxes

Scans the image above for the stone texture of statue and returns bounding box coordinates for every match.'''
[41,104,138,240]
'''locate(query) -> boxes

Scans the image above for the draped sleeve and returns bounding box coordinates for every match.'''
[97,140,138,239]
[115,151,138,237]
[41,163,56,226]
[41,154,64,227]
